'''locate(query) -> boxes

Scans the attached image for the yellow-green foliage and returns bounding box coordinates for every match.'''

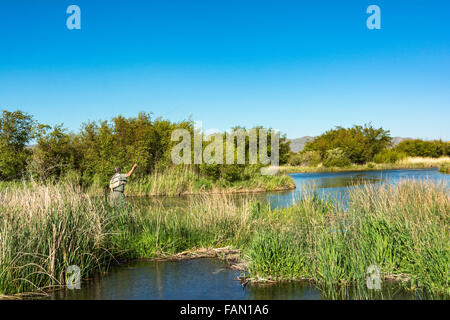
[439,163,450,174]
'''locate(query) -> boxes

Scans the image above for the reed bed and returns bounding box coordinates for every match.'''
[0,182,121,295]
[280,156,450,173]
[0,180,448,299]
[245,181,449,299]
[121,166,295,196]
[0,182,255,296]
[398,156,450,166]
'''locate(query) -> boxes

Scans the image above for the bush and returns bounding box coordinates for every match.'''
[395,139,449,158]
[373,149,407,164]
[221,165,245,182]
[289,151,321,167]
[323,148,351,167]
[288,153,303,166]
[303,124,392,164]
[199,163,221,180]
[439,163,450,174]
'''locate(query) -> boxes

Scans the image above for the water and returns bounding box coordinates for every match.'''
[268,168,449,209]
[129,168,449,210]
[50,259,417,300]
[51,168,448,300]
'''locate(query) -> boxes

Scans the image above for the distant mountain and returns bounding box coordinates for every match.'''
[289,136,411,153]
[392,137,411,146]
[288,136,315,153]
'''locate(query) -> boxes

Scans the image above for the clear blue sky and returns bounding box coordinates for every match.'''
[0,0,449,140]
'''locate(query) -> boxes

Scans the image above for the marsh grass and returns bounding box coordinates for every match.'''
[91,166,295,196]
[399,156,450,166]
[0,179,448,299]
[245,180,449,299]
[281,156,450,173]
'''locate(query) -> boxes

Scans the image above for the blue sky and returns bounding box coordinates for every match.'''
[0,0,449,140]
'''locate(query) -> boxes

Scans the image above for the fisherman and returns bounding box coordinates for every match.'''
[109,164,138,201]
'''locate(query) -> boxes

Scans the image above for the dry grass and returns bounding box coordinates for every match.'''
[398,156,450,166]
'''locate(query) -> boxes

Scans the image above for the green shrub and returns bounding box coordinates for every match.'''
[289,151,321,167]
[221,164,245,182]
[439,163,450,174]
[373,149,407,164]
[395,139,449,158]
[323,148,351,167]
[199,163,221,180]
[288,153,303,166]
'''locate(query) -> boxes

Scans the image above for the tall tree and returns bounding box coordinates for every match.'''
[0,110,35,180]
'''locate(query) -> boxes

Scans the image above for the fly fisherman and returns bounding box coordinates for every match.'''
[109,164,138,201]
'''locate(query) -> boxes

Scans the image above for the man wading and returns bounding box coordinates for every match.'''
[109,164,138,201]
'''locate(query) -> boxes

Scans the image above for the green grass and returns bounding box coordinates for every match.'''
[439,163,450,174]
[115,166,295,196]
[0,180,448,299]
[244,182,449,298]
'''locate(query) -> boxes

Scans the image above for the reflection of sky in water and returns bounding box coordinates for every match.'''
[267,168,449,210]
[50,259,417,300]
[129,168,449,211]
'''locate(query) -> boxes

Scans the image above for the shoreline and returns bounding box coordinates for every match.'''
[123,184,296,197]
[279,163,442,174]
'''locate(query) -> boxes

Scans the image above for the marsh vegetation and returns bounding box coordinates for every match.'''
[0,179,448,299]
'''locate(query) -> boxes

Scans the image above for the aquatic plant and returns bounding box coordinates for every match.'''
[0,180,448,299]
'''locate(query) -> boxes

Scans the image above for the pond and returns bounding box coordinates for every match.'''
[128,168,449,210]
[268,167,449,209]
[50,259,418,300]
[50,168,448,300]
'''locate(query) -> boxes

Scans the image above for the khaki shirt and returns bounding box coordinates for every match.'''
[110,173,127,193]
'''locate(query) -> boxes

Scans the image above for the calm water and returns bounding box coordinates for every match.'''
[51,168,448,300]
[268,168,449,209]
[50,259,417,300]
[129,168,449,210]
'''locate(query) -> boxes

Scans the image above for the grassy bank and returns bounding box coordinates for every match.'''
[0,180,448,299]
[439,163,450,174]
[281,156,450,173]
[247,182,449,298]
[92,166,296,196]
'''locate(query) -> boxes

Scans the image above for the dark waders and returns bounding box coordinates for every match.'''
[111,190,125,203]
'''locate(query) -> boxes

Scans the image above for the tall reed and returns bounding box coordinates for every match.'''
[0,179,448,299]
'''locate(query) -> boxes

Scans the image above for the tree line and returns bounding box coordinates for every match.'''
[289,124,449,167]
[0,110,290,185]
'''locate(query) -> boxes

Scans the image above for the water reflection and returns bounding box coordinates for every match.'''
[268,168,449,209]
[50,168,448,300]
[50,259,417,300]
[128,168,449,211]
